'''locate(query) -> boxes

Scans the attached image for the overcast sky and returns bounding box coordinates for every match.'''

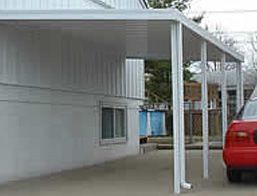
[186,0,257,68]
[187,0,257,32]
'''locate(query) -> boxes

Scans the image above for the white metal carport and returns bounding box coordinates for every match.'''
[0,8,244,194]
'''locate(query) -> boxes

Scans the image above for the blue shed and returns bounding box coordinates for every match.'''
[139,110,166,137]
[139,111,147,136]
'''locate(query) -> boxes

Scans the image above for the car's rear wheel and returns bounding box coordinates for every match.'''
[227,168,242,183]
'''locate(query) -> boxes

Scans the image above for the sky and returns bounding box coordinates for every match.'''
[186,0,257,69]
[187,0,257,32]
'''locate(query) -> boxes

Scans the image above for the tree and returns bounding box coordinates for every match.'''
[213,25,238,51]
[250,34,257,71]
[145,60,171,103]
[145,0,201,104]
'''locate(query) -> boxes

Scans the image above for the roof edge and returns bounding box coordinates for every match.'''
[0,8,244,62]
[169,8,244,62]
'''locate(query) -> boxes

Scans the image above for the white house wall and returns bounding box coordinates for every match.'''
[0,85,140,183]
[0,23,142,183]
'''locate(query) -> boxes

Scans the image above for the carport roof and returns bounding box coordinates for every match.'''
[0,8,244,62]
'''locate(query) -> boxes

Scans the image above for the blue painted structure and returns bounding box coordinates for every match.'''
[139,111,147,136]
[150,111,164,136]
[139,110,166,136]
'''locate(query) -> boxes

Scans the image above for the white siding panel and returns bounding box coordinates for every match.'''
[0,24,131,98]
[0,84,141,183]
[125,59,145,99]
[0,0,104,9]
[0,0,145,184]
[0,24,145,99]
[0,24,144,183]
[140,60,145,98]
[102,0,145,9]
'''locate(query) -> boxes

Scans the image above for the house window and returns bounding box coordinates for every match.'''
[101,106,127,144]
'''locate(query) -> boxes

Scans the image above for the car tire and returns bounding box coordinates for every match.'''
[227,168,242,183]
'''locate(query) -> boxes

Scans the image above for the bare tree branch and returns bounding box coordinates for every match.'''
[250,34,257,52]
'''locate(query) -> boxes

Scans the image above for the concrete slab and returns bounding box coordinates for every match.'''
[0,150,257,195]
[140,143,158,154]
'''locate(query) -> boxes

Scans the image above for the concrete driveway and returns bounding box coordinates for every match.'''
[0,150,257,196]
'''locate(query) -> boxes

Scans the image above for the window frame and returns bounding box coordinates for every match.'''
[100,102,128,145]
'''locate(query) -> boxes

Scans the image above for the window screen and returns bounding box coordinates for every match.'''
[102,108,114,139]
[115,109,125,138]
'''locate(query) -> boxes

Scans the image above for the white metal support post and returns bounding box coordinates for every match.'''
[201,41,209,179]
[171,22,192,194]
[221,54,228,146]
[171,21,181,194]
[236,62,244,112]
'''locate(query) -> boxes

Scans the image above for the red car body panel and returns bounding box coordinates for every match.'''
[223,120,257,168]
[223,148,257,167]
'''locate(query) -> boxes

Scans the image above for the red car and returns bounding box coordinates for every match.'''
[223,98,257,182]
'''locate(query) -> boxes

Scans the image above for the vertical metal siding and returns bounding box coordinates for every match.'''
[0,25,132,98]
[0,0,145,9]
[101,0,145,9]
[125,59,145,99]
[0,0,145,100]
[0,0,104,9]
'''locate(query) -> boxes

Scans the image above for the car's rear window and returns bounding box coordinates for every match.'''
[236,100,257,120]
